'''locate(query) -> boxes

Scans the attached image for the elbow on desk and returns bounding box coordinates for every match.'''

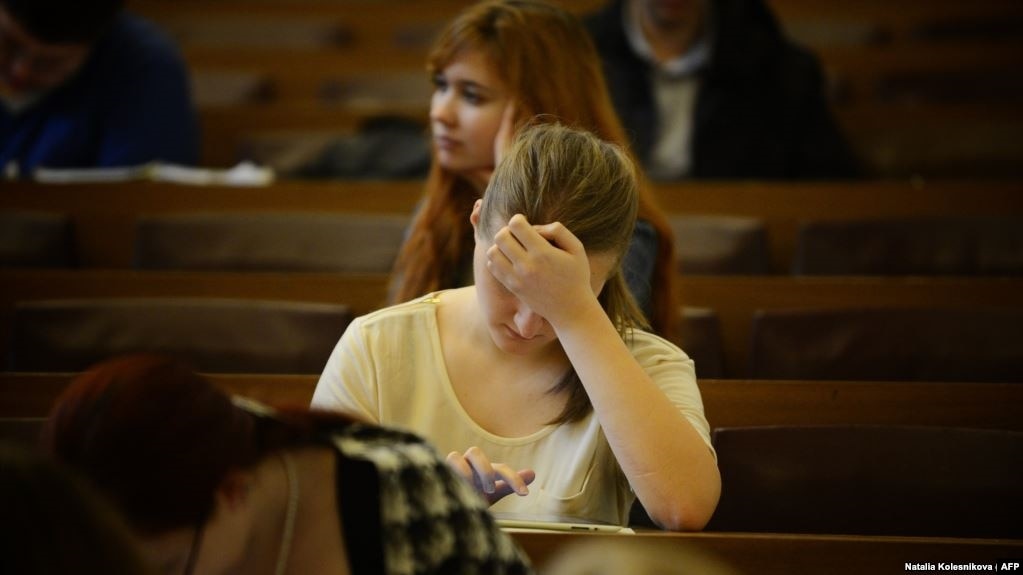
[648,504,715,532]
[645,473,722,532]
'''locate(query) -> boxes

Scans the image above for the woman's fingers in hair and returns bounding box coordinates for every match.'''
[493,216,532,260]
[486,218,531,293]
[503,215,584,258]
[489,215,561,275]
[531,220,584,255]
[488,215,592,316]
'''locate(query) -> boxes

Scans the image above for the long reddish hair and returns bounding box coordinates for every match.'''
[389,0,677,339]
[41,354,358,535]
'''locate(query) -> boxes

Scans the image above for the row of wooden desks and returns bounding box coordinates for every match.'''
[3,270,1021,377]
[510,530,1023,574]
[5,373,1020,431]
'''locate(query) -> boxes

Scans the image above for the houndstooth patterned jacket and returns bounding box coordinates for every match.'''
[332,424,535,575]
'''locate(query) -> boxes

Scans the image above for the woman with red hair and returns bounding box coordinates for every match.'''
[389,0,678,342]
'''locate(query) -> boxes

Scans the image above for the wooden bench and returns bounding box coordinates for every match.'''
[770,0,1023,47]
[3,179,1020,271]
[6,373,1019,562]
[126,0,1023,170]
[676,275,1023,376]
[132,0,1023,55]
[124,0,1023,176]
[0,180,423,267]
[132,0,604,57]
[511,530,1023,574]
[3,272,1021,376]
[193,101,1023,177]
[174,40,1023,107]
[193,100,1023,177]
[133,2,1022,101]
[198,105,429,168]
[4,372,1021,431]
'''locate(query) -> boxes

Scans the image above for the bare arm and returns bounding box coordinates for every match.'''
[487,215,720,530]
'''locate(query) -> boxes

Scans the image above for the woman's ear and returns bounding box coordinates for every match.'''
[470,199,483,231]
[215,470,253,511]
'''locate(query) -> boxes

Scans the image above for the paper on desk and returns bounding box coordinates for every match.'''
[32,161,275,186]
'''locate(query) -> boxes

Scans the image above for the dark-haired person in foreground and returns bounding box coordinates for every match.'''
[0,0,198,178]
[0,442,153,575]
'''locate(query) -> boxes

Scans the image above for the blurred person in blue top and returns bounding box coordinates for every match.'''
[0,0,198,178]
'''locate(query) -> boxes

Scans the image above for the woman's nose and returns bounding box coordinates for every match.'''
[514,307,547,339]
[430,90,455,125]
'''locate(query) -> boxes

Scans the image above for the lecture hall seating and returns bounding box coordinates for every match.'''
[120,0,1023,176]
[707,424,1023,538]
[5,373,1022,430]
[4,271,1020,377]
[5,1,1020,565]
[7,297,354,374]
[3,179,1020,271]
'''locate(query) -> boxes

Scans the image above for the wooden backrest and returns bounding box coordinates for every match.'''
[4,271,1021,378]
[4,180,1020,271]
[793,216,1023,275]
[668,216,769,275]
[116,0,1023,176]
[134,212,410,272]
[0,211,75,268]
[679,307,723,379]
[707,424,1023,538]
[0,417,46,447]
[678,275,1023,377]
[7,298,352,374]
[511,530,1023,574]
[748,307,1023,382]
[5,373,1021,430]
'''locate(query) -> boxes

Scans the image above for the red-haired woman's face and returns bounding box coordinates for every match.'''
[429,50,510,180]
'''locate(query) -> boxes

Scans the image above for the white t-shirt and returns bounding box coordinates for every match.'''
[312,292,713,525]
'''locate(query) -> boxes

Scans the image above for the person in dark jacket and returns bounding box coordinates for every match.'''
[0,0,198,178]
[585,0,860,180]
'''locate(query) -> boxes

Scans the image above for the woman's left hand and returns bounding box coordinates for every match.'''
[466,102,517,191]
[486,214,598,328]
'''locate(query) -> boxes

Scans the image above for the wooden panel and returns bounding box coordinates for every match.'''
[5,373,1020,433]
[3,271,1021,377]
[511,530,1023,574]
[678,275,1023,375]
[652,180,1023,272]
[0,270,389,313]
[0,180,423,267]
[198,105,428,167]
[3,180,1020,270]
[0,372,318,417]
[699,380,1023,432]
[124,0,1023,176]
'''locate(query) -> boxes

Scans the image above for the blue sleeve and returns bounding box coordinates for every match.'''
[96,15,200,166]
[622,218,659,319]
